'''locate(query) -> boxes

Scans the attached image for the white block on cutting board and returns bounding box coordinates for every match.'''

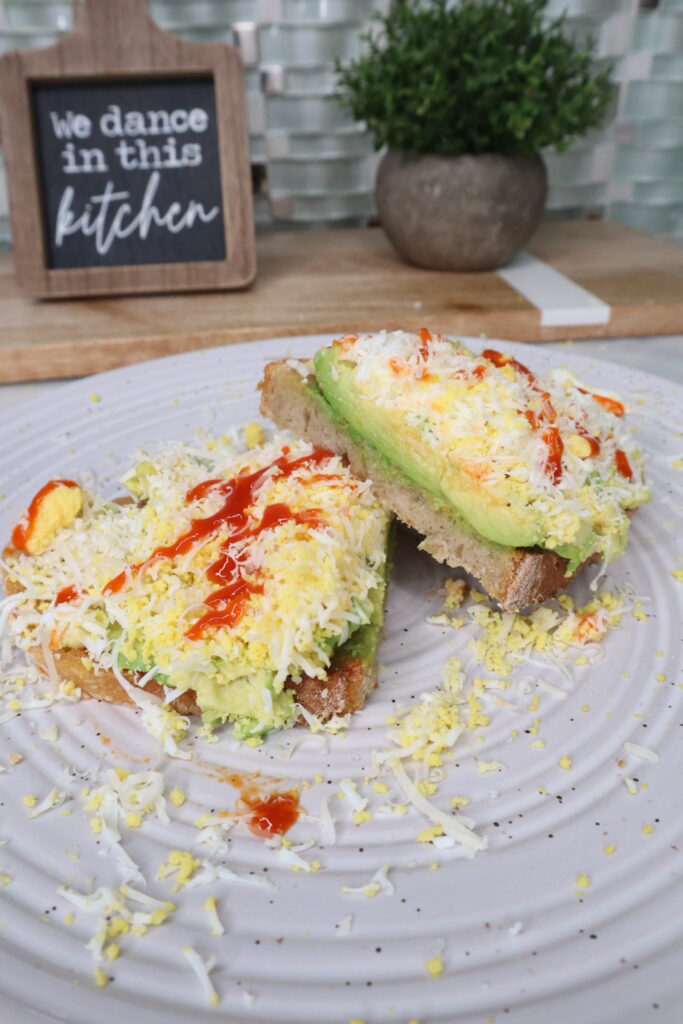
[498,251,611,327]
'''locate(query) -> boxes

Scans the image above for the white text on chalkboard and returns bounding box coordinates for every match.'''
[44,100,221,255]
[55,171,220,255]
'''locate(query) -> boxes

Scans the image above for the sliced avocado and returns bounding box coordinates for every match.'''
[117,647,150,674]
[313,347,545,552]
[117,647,169,689]
[197,671,294,737]
[118,643,295,737]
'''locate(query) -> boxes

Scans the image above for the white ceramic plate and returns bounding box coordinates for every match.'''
[1,335,682,1024]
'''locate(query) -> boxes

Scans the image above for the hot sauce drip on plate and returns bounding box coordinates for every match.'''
[200,767,303,839]
[103,448,333,639]
[11,480,79,553]
[246,791,301,838]
[482,349,565,484]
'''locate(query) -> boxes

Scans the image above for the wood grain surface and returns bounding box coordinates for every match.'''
[1,219,682,383]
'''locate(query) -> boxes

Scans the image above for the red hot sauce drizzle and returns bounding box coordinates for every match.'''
[102,448,333,640]
[399,326,432,381]
[246,791,301,838]
[203,770,302,840]
[55,583,81,606]
[389,327,436,379]
[575,429,601,457]
[417,326,432,363]
[11,479,79,553]
[482,349,565,485]
[578,387,625,418]
[390,329,486,382]
[615,448,633,479]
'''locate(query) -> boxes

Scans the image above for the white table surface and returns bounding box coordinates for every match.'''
[0,334,681,413]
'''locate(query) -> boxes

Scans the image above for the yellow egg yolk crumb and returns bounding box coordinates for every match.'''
[17,483,83,556]
[157,850,201,891]
[94,967,109,988]
[426,955,444,978]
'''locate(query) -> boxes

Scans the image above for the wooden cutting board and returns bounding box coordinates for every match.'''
[1,219,682,383]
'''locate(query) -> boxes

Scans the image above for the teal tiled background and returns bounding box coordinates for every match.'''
[0,0,681,244]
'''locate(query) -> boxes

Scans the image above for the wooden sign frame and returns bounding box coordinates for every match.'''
[0,0,256,298]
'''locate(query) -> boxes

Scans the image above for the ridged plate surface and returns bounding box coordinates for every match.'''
[1,335,682,1024]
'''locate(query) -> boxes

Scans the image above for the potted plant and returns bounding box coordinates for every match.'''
[337,0,612,272]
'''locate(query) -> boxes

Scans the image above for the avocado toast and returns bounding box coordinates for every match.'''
[2,431,391,738]
[260,330,650,610]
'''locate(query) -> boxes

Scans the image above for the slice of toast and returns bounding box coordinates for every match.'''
[259,359,596,611]
[2,439,391,727]
[3,549,388,725]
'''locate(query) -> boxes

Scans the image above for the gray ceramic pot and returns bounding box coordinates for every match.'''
[376,151,547,272]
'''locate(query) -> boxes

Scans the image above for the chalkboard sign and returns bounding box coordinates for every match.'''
[0,0,255,297]
[33,77,227,270]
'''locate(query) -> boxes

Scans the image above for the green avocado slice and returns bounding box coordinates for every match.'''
[311,346,611,570]
[313,347,554,550]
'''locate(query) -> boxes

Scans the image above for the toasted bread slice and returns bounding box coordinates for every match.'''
[2,543,387,725]
[2,434,391,729]
[3,516,390,725]
[260,359,602,611]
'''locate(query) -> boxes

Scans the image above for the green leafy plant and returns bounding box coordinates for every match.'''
[337,0,612,157]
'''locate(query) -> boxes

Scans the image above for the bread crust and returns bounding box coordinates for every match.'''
[259,360,594,611]
[23,640,373,723]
